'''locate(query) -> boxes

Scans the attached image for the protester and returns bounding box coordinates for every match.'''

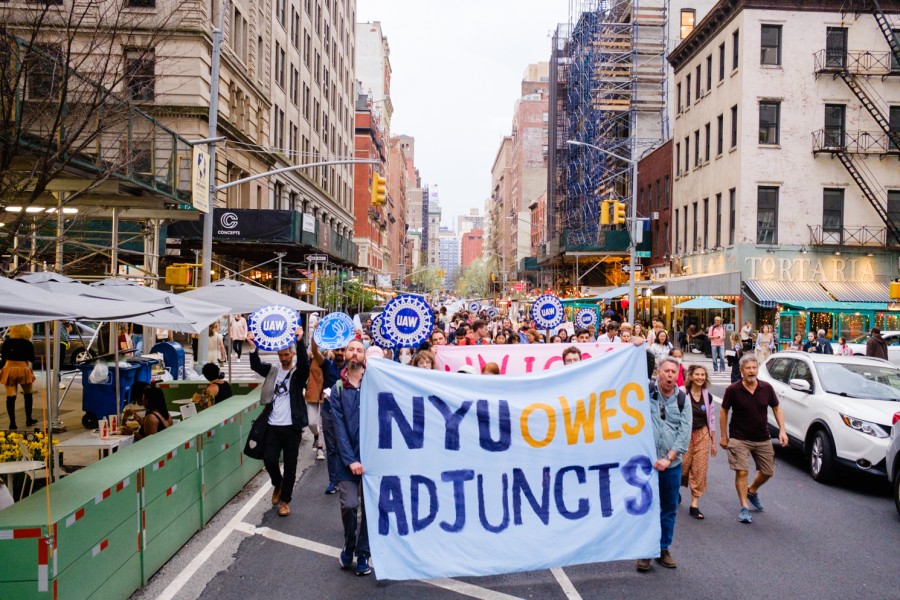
[620,330,632,343]
[562,346,582,365]
[836,337,852,356]
[312,339,347,495]
[481,362,500,374]
[331,339,372,576]
[494,331,508,344]
[304,356,326,461]
[802,330,817,353]
[637,357,692,572]
[458,320,491,346]
[633,323,644,339]
[230,314,248,361]
[135,386,173,440]
[0,324,37,429]
[201,362,233,404]
[681,365,717,520]
[575,329,592,343]
[669,348,685,387]
[557,329,569,344]
[754,324,776,362]
[430,330,447,346]
[550,335,562,343]
[412,349,438,369]
[248,327,309,517]
[720,355,788,524]
[727,332,744,384]
[865,327,888,359]
[600,321,621,343]
[706,317,726,373]
[740,320,754,351]
[649,331,673,366]
[788,332,804,351]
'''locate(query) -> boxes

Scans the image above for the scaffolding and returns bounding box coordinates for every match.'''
[552,0,668,249]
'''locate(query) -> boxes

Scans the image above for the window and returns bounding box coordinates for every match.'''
[314,51,320,84]
[126,0,156,6]
[274,108,284,151]
[291,7,300,48]
[729,188,736,245]
[705,122,711,161]
[759,101,780,144]
[717,114,724,154]
[277,0,286,27]
[290,66,299,105]
[706,54,712,90]
[718,43,725,81]
[889,190,900,245]
[715,193,722,247]
[304,31,311,67]
[703,197,709,249]
[684,136,690,173]
[232,6,248,63]
[302,83,310,120]
[26,44,64,100]
[675,208,680,252]
[893,30,900,71]
[256,36,264,80]
[125,48,155,100]
[686,74,692,105]
[767,358,794,384]
[695,64,701,98]
[683,205,689,252]
[731,30,740,71]
[890,106,900,151]
[677,82,682,113]
[692,202,699,250]
[275,43,285,88]
[757,186,779,244]
[760,25,782,65]
[664,176,670,208]
[694,130,700,166]
[825,104,846,147]
[675,142,681,175]
[823,188,845,243]
[826,27,848,69]
[731,105,738,147]
[680,9,695,39]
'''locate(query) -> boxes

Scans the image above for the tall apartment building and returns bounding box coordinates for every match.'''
[427,186,442,268]
[457,208,484,234]
[461,228,485,268]
[386,136,410,279]
[439,227,460,288]
[667,0,900,341]
[355,21,393,138]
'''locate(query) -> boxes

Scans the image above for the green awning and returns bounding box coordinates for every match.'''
[781,301,890,312]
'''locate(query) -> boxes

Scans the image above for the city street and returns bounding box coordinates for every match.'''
[133,374,899,600]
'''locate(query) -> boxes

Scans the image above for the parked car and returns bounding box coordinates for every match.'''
[760,351,900,483]
[30,322,110,367]
[887,413,900,516]
[846,330,900,366]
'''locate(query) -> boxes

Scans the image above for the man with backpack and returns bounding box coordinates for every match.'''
[814,329,834,354]
[637,356,692,573]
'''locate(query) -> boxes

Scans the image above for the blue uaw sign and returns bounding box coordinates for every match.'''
[313,312,356,350]
[371,313,394,349]
[530,294,564,330]
[487,307,498,318]
[575,308,598,329]
[248,305,300,351]
[468,301,481,313]
[382,294,435,348]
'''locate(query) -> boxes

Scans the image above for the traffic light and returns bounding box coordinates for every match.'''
[165,264,195,288]
[370,172,387,206]
[612,201,627,226]
[600,200,611,226]
[438,269,445,278]
[891,280,900,300]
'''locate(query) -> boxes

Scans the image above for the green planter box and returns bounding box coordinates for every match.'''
[141,503,201,583]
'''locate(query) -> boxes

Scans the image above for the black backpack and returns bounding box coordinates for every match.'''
[648,381,686,415]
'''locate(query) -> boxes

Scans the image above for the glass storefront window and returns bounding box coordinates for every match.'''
[875,313,900,331]
[809,312,834,339]
[777,312,808,341]
[839,313,869,341]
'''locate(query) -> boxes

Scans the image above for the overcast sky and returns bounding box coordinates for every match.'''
[356,1,571,230]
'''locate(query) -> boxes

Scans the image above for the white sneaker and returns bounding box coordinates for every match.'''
[59,383,66,390]
[316,448,325,461]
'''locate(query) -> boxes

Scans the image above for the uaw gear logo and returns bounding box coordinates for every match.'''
[575,308,598,329]
[468,301,481,313]
[371,313,393,349]
[248,305,300,351]
[382,294,435,348]
[530,294,564,330]
[313,312,355,350]
[487,307,498,318]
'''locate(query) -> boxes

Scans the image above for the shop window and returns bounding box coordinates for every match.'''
[875,313,900,331]
[839,313,869,341]
[809,312,833,339]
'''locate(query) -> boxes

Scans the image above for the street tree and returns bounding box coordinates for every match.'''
[456,257,493,298]
[409,267,443,293]
[0,0,184,273]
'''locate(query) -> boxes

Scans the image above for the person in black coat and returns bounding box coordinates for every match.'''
[247,326,309,517]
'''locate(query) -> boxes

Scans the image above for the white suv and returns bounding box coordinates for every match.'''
[759,352,900,483]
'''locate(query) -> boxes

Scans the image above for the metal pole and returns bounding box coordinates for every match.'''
[313,261,319,307]
[628,159,637,324]
[51,194,66,433]
[276,252,284,293]
[200,1,227,368]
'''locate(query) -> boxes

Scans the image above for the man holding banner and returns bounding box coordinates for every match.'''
[638,356,692,572]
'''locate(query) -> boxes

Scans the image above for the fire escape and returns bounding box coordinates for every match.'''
[812,1,900,244]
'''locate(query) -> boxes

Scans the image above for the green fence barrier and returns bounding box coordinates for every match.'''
[0,389,264,599]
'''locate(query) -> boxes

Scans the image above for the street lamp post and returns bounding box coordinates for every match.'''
[566,140,638,324]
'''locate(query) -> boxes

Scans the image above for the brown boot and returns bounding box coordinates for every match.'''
[656,549,677,568]
[277,502,290,517]
[635,558,651,572]
[271,487,281,505]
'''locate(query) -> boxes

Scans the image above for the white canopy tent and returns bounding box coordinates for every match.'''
[179,279,322,314]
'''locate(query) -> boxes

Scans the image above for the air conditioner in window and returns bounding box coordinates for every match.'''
[651,212,660,220]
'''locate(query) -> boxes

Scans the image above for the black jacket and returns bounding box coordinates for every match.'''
[249,338,310,429]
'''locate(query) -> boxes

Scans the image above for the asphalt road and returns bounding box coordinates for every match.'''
[133,377,900,600]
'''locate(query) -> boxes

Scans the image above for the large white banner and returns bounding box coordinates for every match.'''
[433,341,627,374]
[361,345,660,580]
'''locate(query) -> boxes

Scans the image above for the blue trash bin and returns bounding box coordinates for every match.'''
[78,362,142,429]
[150,341,185,380]
[126,357,158,384]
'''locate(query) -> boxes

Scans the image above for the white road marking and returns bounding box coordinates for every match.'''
[550,568,583,600]
[155,482,270,600]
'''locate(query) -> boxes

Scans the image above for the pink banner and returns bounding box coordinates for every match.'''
[433,342,629,374]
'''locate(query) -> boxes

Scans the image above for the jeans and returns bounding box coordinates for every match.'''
[711,345,726,372]
[263,425,302,503]
[659,464,682,550]
[232,339,243,359]
[338,480,369,558]
[321,403,338,485]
